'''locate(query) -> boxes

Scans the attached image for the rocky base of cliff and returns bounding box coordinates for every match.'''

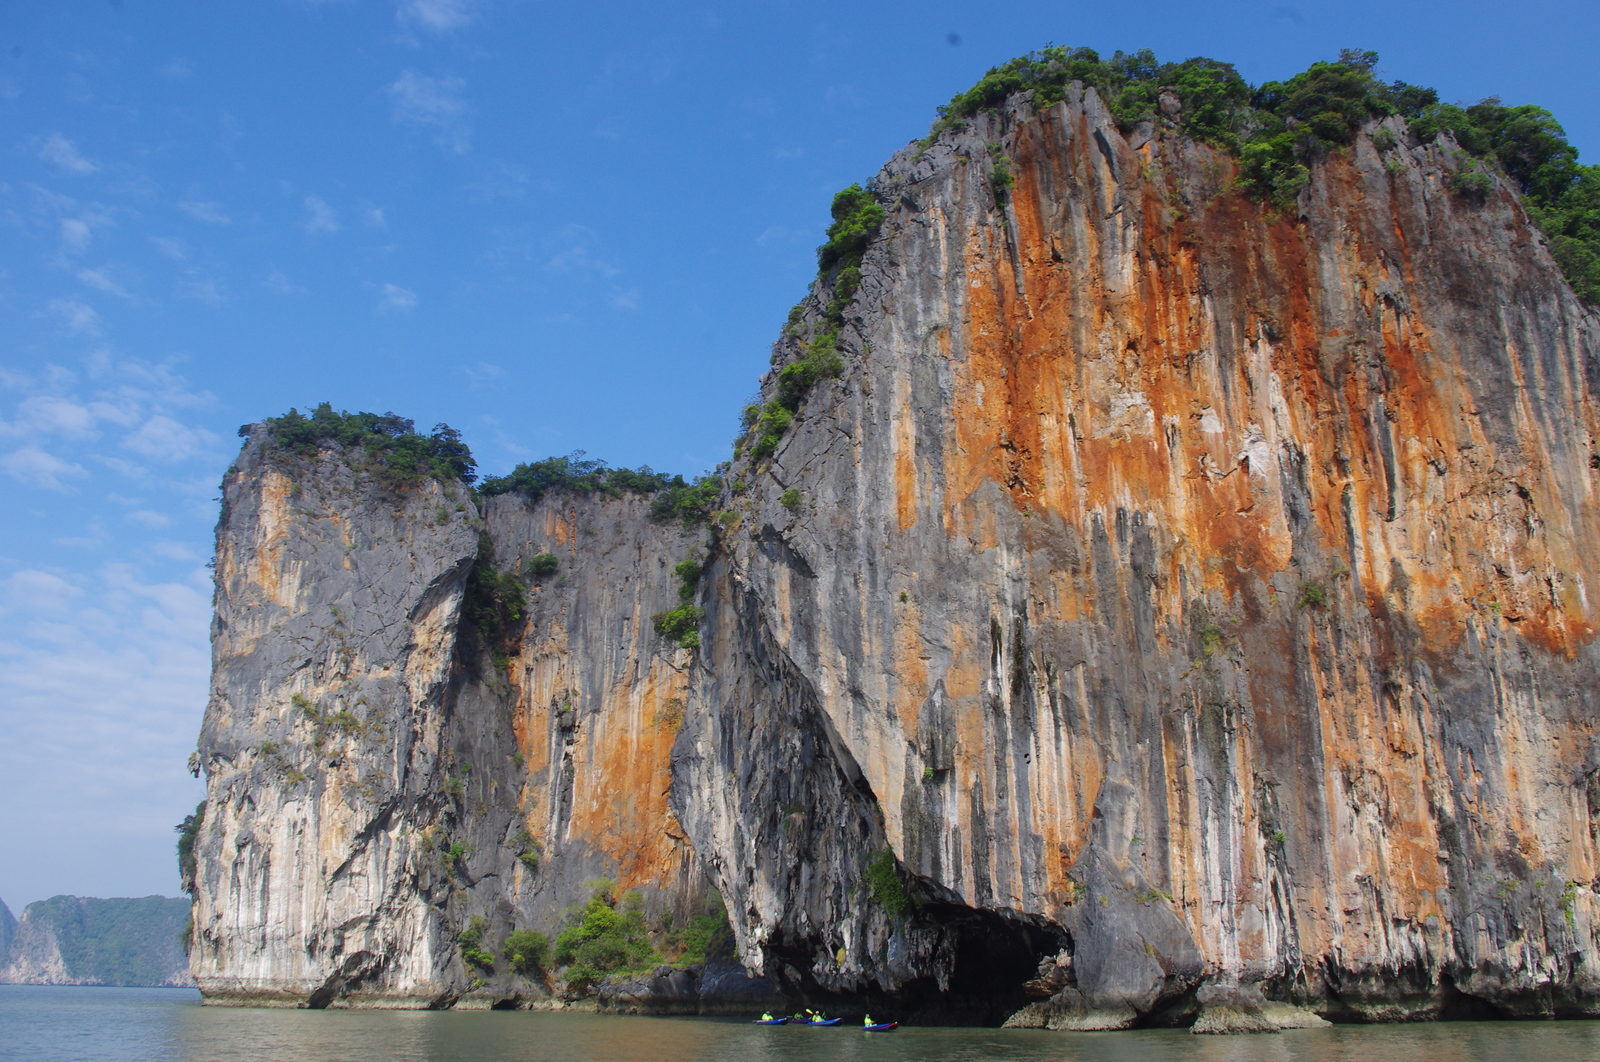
[594,961,787,1015]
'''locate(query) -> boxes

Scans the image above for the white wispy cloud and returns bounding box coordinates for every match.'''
[0,445,89,490]
[396,0,480,32]
[381,283,418,310]
[122,414,218,462]
[46,298,104,337]
[77,267,139,305]
[126,509,173,528]
[39,134,98,175]
[149,236,189,261]
[59,218,93,254]
[263,268,306,296]
[304,194,339,234]
[0,560,209,902]
[389,70,471,153]
[545,226,621,277]
[176,274,228,307]
[177,200,230,225]
[4,395,101,439]
[159,59,192,79]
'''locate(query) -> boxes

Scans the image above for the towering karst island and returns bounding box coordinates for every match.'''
[185,49,1600,1030]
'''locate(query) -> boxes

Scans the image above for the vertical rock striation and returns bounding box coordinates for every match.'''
[691,84,1600,1025]
[191,437,711,1006]
[194,80,1600,1025]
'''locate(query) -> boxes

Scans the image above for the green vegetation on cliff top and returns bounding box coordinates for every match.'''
[259,407,722,524]
[935,45,1599,300]
[260,402,476,488]
[478,452,722,527]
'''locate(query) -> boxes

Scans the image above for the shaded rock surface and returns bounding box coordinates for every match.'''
[595,960,786,1015]
[193,81,1600,1024]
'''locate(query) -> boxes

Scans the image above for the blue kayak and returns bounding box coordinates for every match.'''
[863,1022,899,1032]
[806,1018,843,1026]
[754,1018,788,1025]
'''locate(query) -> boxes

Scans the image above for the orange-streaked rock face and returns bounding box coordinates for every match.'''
[195,81,1600,1026]
[687,84,1600,1023]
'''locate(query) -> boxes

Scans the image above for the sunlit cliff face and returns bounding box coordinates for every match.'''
[697,83,1600,1023]
[194,81,1600,1026]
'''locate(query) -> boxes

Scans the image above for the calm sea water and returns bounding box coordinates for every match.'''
[4,986,1600,1062]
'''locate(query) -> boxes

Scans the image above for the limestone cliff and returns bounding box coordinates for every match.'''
[193,80,1600,1025]
[190,439,734,1006]
[689,86,1600,1026]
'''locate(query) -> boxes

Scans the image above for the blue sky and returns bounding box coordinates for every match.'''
[2,0,1596,911]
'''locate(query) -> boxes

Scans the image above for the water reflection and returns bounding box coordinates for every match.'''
[4,987,1600,1062]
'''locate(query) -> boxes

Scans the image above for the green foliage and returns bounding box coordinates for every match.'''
[652,608,704,649]
[933,44,1600,299]
[527,553,559,578]
[779,488,801,510]
[652,557,706,650]
[504,928,551,975]
[864,847,912,917]
[1238,130,1310,208]
[260,403,476,488]
[1411,99,1600,301]
[554,883,660,992]
[175,802,205,893]
[749,181,882,462]
[458,916,496,971]
[936,46,1253,142]
[648,475,723,526]
[747,401,794,460]
[477,451,674,501]
[513,827,542,872]
[817,184,886,273]
[1297,581,1326,609]
[478,451,723,528]
[447,840,472,873]
[462,534,528,654]
[665,893,735,968]
[776,340,844,412]
[990,149,1015,203]
[1447,165,1494,201]
[922,765,935,781]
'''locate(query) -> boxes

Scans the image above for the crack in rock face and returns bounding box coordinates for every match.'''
[191,83,1600,1025]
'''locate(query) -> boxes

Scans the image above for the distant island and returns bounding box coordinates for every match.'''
[0,895,193,987]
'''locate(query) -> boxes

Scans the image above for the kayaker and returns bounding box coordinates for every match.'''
[760,1012,774,1022]
[863,1014,873,1027]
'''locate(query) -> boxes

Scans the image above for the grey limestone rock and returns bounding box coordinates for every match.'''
[193,77,1600,1030]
